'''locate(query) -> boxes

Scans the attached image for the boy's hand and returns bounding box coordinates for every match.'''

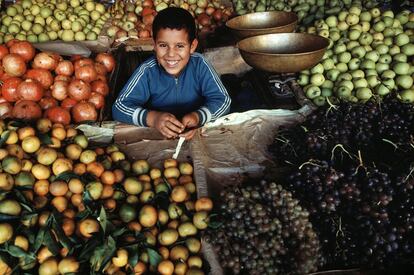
[148,111,184,139]
[180,112,200,140]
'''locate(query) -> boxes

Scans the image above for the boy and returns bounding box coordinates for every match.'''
[112,7,231,140]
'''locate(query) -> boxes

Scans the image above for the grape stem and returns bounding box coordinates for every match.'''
[353,150,366,175]
[330,144,355,162]
[404,165,414,182]
[298,159,322,170]
[382,138,398,150]
[325,97,338,116]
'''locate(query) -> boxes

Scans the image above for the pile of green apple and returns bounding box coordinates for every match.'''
[298,7,414,105]
[232,0,383,25]
[0,0,111,44]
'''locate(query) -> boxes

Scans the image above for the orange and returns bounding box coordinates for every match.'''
[127,221,142,232]
[163,167,180,178]
[150,168,162,180]
[58,257,79,274]
[78,218,100,238]
[31,164,51,180]
[21,159,33,172]
[51,196,68,213]
[178,162,193,175]
[112,248,128,267]
[95,147,105,155]
[60,247,69,257]
[65,144,83,160]
[52,158,73,176]
[139,205,158,228]
[171,186,188,203]
[51,127,66,141]
[195,197,213,212]
[163,158,177,169]
[170,245,189,261]
[14,235,29,251]
[68,178,84,194]
[101,184,114,199]
[63,209,76,219]
[38,258,58,275]
[34,196,48,209]
[133,261,146,275]
[101,170,116,185]
[178,175,193,185]
[7,144,24,159]
[80,150,97,164]
[21,136,41,153]
[73,163,86,175]
[36,118,52,133]
[0,223,13,244]
[36,147,58,165]
[37,246,53,264]
[157,260,174,275]
[113,169,125,183]
[184,182,197,194]
[3,130,18,145]
[62,218,75,236]
[70,194,83,207]
[187,256,203,268]
[174,262,188,275]
[38,211,51,227]
[104,199,116,211]
[166,178,178,187]
[138,174,151,183]
[49,181,68,197]
[86,161,104,178]
[48,137,61,148]
[158,246,169,260]
[65,127,78,139]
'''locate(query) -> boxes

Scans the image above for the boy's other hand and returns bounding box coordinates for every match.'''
[148,111,184,139]
[180,112,199,140]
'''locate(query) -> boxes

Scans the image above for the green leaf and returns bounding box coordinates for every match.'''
[5,244,29,258]
[112,227,128,238]
[54,171,80,182]
[75,207,92,220]
[43,229,60,256]
[51,218,73,250]
[98,236,116,273]
[0,213,19,222]
[207,221,223,229]
[127,245,140,268]
[38,133,53,145]
[34,227,46,252]
[82,190,93,204]
[80,172,97,183]
[99,206,107,234]
[0,130,10,148]
[147,248,162,268]
[79,238,100,262]
[90,245,105,271]
[8,120,27,128]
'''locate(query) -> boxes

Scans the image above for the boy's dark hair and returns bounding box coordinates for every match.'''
[152,7,197,42]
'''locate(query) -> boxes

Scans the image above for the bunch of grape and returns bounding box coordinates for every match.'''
[205,180,321,275]
[268,98,414,269]
[269,97,414,169]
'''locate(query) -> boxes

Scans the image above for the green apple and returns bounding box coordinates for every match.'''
[365,51,380,62]
[86,31,98,41]
[311,63,324,74]
[321,88,332,97]
[337,72,353,82]
[353,78,368,89]
[383,37,393,46]
[402,44,414,56]
[338,80,354,91]
[337,21,349,31]
[348,58,360,70]
[21,0,32,9]
[40,7,52,19]
[382,10,395,18]
[388,45,400,56]
[393,53,407,63]
[348,29,361,40]
[373,21,385,32]
[62,20,72,30]
[367,75,381,88]
[381,70,396,79]
[325,16,338,27]
[8,23,20,34]
[21,20,32,32]
[351,46,366,58]
[358,33,373,46]
[326,69,340,81]
[313,96,326,106]
[360,11,372,22]
[375,44,389,55]
[6,6,18,17]
[382,78,396,90]
[54,10,66,21]
[297,74,309,86]
[383,27,395,37]
[30,4,41,16]
[361,22,371,32]
[372,32,384,41]
[375,84,390,96]
[38,33,50,42]
[395,12,409,25]
[321,79,334,89]
[2,16,13,27]
[365,69,378,77]
[304,85,322,99]
[95,3,106,14]
[379,54,392,64]
[338,52,352,63]
[393,62,410,75]
[48,31,58,40]
[71,21,83,32]
[70,0,81,8]
[310,73,325,86]
[396,75,413,89]
[346,13,359,26]
[32,23,44,35]
[27,34,38,43]
[356,87,372,101]
[61,29,75,41]
[351,70,365,79]
[322,59,335,71]
[398,89,414,103]
[375,63,389,74]
[90,11,101,21]
[336,63,348,73]
[333,43,347,54]
[336,86,352,99]
[75,31,86,41]
[85,2,96,12]
[34,16,45,26]
[395,33,410,47]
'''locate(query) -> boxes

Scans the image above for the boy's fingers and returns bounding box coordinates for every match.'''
[165,121,183,135]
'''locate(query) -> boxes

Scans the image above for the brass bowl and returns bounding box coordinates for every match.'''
[226,11,298,39]
[237,33,330,73]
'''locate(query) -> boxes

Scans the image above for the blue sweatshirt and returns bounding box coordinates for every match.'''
[112,52,231,126]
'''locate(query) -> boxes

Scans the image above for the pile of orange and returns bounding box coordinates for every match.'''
[0,118,212,274]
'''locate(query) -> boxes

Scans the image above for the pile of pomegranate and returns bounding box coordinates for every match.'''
[0,40,115,124]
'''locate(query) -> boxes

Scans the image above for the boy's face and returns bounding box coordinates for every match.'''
[154,28,198,77]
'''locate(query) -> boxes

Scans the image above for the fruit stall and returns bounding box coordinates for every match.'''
[0,0,414,274]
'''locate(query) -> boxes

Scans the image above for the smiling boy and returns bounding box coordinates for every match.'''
[112,7,231,140]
